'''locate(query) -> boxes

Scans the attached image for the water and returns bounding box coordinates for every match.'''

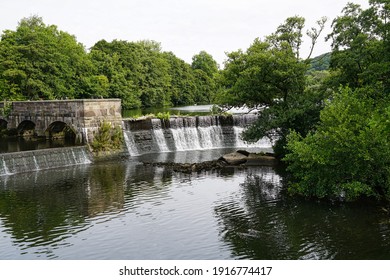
[0,137,78,154]
[123,115,273,155]
[123,105,260,118]
[0,147,92,176]
[1,151,390,260]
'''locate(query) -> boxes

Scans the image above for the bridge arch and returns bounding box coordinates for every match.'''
[0,119,7,130]
[17,120,36,138]
[45,121,77,143]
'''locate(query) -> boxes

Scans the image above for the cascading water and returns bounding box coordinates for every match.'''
[123,114,273,155]
[0,158,11,176]
[123,120,141,156]
[0,146,91,175]
[151,119,170,152]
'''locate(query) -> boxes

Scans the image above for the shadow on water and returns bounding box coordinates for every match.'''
[0,162,128,259]
[214,167,390,259]
[1,155,390,259]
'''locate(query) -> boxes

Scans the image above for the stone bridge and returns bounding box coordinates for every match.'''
[0,99,122,143]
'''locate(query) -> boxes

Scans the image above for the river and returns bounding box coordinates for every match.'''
[1,148,390,259]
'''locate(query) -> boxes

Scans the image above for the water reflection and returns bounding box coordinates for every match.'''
[0,137,77,154]
[1,158,390,259]
[215,168,390,259]
[0,163,127,258]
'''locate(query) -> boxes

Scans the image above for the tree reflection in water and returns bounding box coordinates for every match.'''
[214,167,390,260]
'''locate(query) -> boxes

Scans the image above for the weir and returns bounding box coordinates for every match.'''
[0,146,91,176]
[122,114,272,156]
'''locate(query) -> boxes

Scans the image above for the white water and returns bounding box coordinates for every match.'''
[197,126,224,149]
[0,158,11,176]
[0,147,91,175]
[153,129,170,152]
[32,155,40,170]
[124,115,273,155]
[124,131,139,156]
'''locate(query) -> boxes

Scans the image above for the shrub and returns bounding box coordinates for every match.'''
[284,87,390,201]
[90,121,124,153]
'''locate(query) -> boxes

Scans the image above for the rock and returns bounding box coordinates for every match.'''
[245,153,278,166]
[219,152,248,165]
[236,150,250,156]
[143,160,227,173]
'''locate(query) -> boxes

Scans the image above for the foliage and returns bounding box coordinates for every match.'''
[283,0,390,201]
[0,17,218,110]
[0,16,92,101]
[218,16,328,156]
[90,121,124,153]
[191,51,220,104]
[155,111,170,120]
[163,52,196,106]
[284,87,390,201]
[0,101,12,117]
[308,53,331,73]
[326,0,390,93]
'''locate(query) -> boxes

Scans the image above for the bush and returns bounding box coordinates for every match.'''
[90,121,124,153]
[284,87,390,201]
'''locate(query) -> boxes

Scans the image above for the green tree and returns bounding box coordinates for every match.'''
[326,0,389,93]
[191,51,219,103]
[285,87,390,201]
[89,40,141,108]
[285,1,390,201]
[0,16,92,101]
[90,39,172,109]
[163,51,196,106]
[218,16,329,156]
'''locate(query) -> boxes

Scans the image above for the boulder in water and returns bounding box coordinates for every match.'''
[219,152,248,165]
[245,153,278,166]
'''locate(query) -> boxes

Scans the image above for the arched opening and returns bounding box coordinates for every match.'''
[0,119,7,141]
[0,119,7,130]
[45,121,76,144]
[17,120,36,138]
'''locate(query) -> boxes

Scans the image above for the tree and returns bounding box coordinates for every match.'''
[0,16,92,101]
[284,87,390,201]
[90,40,173,109]
[89,40,141,108]
[285,1,390,201]
[326,0,389,93]
[163,51,197,106]
[218,16,328,156]
[191,51,219,103]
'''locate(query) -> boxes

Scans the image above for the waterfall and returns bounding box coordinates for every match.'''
[197,126,224,149]
[151,119,170,152]
[0,146,91,175]
[33,155,40,170]
[123,114,272,155]
[1,158,12,176]
[124,131,139,156]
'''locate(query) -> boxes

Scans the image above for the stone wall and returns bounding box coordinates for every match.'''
[2,99,122,143]
[82,100,122,142]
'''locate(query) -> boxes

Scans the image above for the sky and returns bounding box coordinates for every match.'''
[1,0,369,66]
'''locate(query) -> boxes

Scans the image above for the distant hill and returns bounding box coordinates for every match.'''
[308,52,331,72]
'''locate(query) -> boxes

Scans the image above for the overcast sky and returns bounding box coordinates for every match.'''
[1,0,369,66]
